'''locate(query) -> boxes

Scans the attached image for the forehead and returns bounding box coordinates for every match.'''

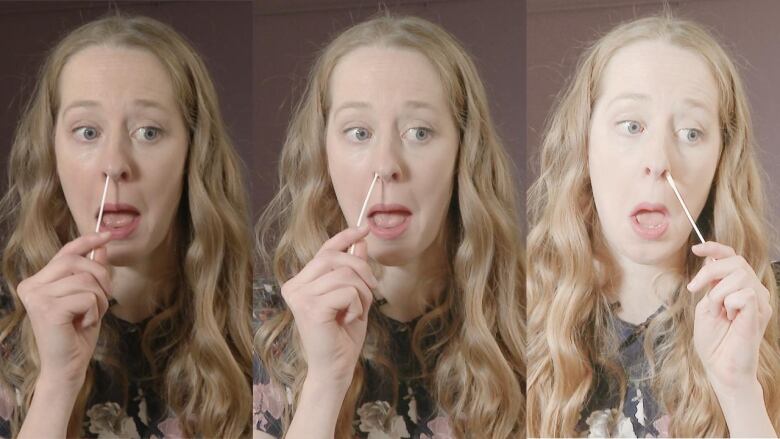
[58,45,177,109]
[596,39,719,112]
[328,45,447,108]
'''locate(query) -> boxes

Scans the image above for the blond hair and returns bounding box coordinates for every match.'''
[255,15,525,438]
[0,15,252,437]
[527,15,780,437]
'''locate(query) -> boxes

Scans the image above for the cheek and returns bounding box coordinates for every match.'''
[325,145,362,223]
[588,139,628,225]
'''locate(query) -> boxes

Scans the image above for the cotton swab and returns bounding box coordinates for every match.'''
[665,172,705,244]
[89,175,110,260]
[349,173,379,255]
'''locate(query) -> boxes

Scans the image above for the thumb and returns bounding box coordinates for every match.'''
[92,246,115,308]
[93,246,110,267]
[353,238,369,261]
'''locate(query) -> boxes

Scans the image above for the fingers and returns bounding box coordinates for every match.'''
[22,274,108,329]
[315,287,365,324]
[290,267,373,323]
[57,292,103,329]
[702,268,752,315]
[319,225,370,254]
[688,253,753,293]
[296,251,377,294]
[31,255,112,298]
[55,232,113,259]
[723,288,759,325]
[691,241,737,260]
[352,239,368,260]
[48,274,110,322]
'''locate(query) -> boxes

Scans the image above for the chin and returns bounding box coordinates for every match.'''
[619,238,684,267]
[367,240,424,267]
[369,249,410,267]
[105,243,143,267]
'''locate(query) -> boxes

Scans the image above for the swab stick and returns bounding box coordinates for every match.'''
[665,172,705,244]
[90,175,110,260]
[349,173,379,255]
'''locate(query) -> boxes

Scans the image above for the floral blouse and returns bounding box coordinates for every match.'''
[0,294,186,438]
[580,262,780,438]
[578,308,670,438]
[253,279,454,439]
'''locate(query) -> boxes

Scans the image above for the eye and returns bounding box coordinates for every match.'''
[677,128,702,144]
[618,120,644,135]
[346,127,371,142]
[404,127,432,143]
[133,126,162,142]
[74,126,100,141]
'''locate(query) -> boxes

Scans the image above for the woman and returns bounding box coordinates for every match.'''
[527,15,780,437]
[0,15,252,438]
[253,15,524,439]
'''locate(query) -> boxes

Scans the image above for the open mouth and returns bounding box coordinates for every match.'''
[96,203,140,239]
[629,203,669,240]
[367,204,412,240]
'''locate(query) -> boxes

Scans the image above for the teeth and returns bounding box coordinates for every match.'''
[371,213,406,228]
[636,211,664,228]
[102,213,135,228]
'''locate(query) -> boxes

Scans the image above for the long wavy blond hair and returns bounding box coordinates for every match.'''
[255,15,524,439]
[0,15,252,438]
[527,15,780,437]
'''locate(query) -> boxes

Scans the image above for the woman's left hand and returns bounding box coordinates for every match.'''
[688,241,772,391]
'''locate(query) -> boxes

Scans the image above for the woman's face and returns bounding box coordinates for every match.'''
[588,40,721,267]
[326,46,459,267]
[54,45,188,266]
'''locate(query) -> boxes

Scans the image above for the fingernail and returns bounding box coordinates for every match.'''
[687,280,697,291]
[99,231,111,238]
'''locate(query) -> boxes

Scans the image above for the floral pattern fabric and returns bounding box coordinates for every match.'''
[253,279,454,439]
[0,293,185,439]
[578,308,670,438]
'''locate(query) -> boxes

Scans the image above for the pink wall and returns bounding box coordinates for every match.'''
[527,0,780,257]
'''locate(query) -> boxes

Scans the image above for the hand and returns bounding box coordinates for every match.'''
[17,232,114,389]
[281,225,377,390]
[689,241,772,392]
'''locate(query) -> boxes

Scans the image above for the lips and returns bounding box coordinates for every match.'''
[367,203,412,240]
[629,202,669,240]
[96,203,140,239]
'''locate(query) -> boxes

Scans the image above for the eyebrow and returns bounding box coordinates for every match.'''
[680,97,715,114]
[60,98,169,115]
[605,93,650,107]
[132,99,168,111]
[403,100,438,111]
[61,100,100,114]
[332,100,439,116]
[332,101,371,116]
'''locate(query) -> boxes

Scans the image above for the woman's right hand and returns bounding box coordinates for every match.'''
[281,225,377,389]
[16,232,113,390]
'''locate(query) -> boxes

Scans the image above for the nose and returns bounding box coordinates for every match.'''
[643,128,673,179]
[372,131,404,183]
[99,130,133,182]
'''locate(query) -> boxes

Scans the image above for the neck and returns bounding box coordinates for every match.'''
[374,238,448,323]
[109,235,177,323]
[613,249,684,325]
